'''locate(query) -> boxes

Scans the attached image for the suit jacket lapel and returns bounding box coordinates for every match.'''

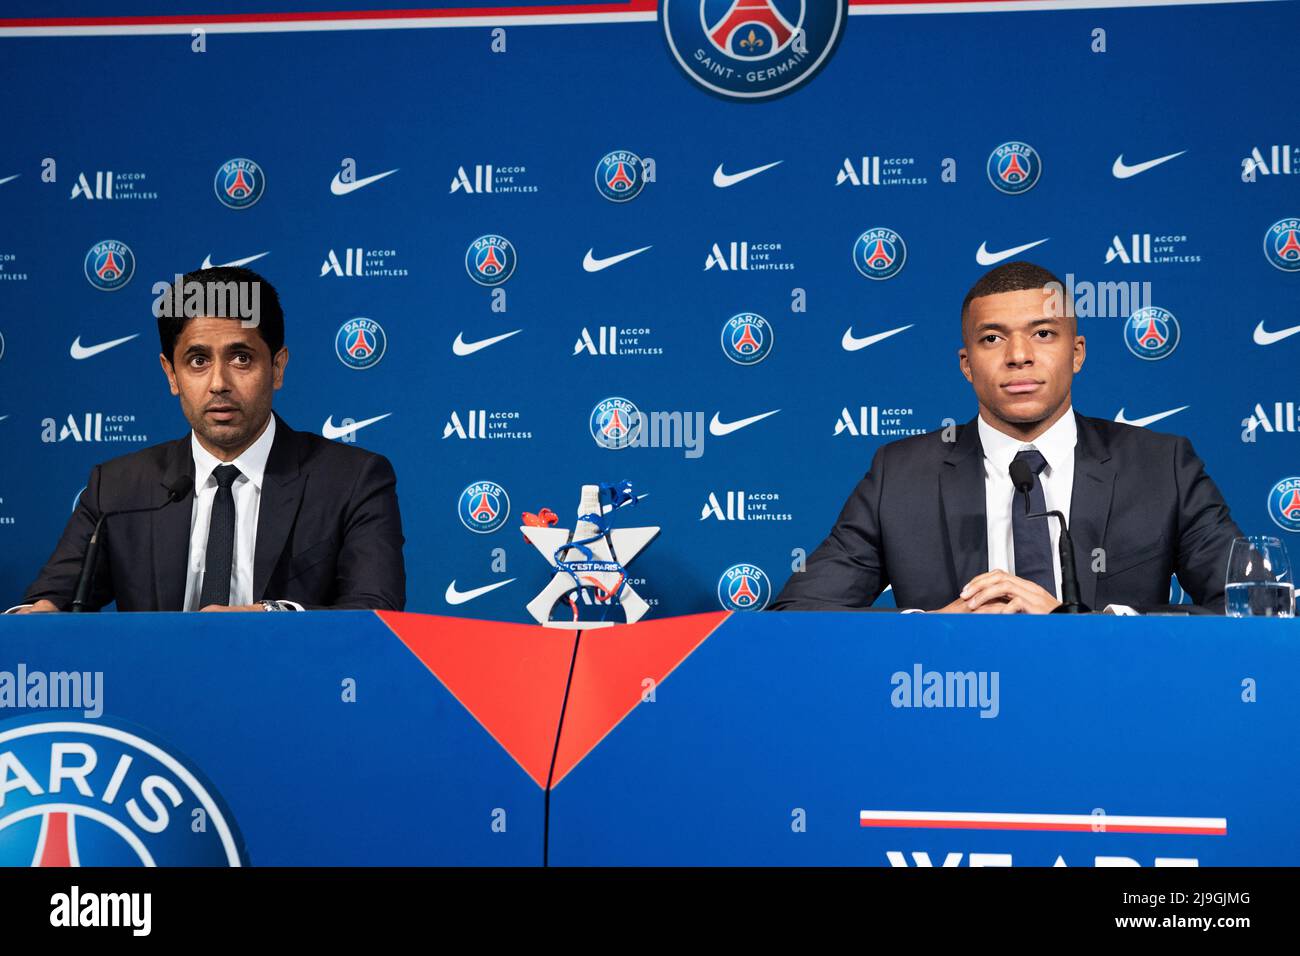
[939,416,988,594]
[1068,413,1115,610]
[153,436,195,611]
[253,413,305,601]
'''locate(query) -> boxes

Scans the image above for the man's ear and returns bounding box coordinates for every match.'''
[272,346,288,390]
[159,353,179,396]
[958,347,973,384]
[1073,335,1086,373]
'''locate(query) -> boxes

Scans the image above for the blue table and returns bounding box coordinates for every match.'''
[2,610,1295,866]
[0,611,548,866]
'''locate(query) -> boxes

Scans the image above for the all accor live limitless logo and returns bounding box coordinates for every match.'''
[41,414,148,444]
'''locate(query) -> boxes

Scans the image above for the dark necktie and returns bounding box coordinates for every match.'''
[199,464,242,608]
[1010,449,1055,596]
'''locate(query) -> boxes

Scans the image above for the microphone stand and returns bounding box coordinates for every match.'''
[1021,502,1090,614]
[71,477,194,613]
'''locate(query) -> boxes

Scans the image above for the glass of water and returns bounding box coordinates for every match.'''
[1225,536,1295,618]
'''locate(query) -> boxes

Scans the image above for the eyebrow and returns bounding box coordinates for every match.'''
[182,340,258,357]
[973,318,1062,334]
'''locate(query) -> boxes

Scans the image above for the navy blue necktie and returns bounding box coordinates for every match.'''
[1011,449,1055,596]
[199,464,241,607]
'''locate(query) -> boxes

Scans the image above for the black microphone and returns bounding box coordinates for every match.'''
[71,474,194,613]
[1008,459,1090,614]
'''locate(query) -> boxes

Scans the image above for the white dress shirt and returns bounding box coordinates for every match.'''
[184,415,277,611]
[977,407,1077,601]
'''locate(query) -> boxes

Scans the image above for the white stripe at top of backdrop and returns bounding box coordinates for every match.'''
[0,0,1290,37]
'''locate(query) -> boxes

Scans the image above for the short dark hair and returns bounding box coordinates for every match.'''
[960,260,1074,339]
[156,266,284,364]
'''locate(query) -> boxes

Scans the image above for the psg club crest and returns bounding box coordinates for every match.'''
[717,563,771,611]
[1268,477,1300,533]
[721,312,773,365]
[986,142,1041,195]
[590,397,643,450]
[465,234,516,286]
[662,0,848,101]
[458,480,511,534]
[595,150,646,202]
[334,318,387,370]
[83,240,135,291]
[1264,217,1300,272]
[213,158,265,210]
[852,227,906,280]
[521,481,658,627]
[1124,306,1180,361]
[0,713,247,866]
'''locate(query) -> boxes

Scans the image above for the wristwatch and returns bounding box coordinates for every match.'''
[260,600,290,612]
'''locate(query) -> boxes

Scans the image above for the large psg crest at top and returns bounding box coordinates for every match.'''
[662,0,847,101]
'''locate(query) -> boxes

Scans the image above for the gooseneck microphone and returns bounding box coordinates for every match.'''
[71,474,194,613]
[1008,459,1090,614]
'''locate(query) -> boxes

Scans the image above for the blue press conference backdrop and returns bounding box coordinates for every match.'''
[0,0,1297,619]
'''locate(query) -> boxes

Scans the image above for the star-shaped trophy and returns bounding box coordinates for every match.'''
[521,482,658,629]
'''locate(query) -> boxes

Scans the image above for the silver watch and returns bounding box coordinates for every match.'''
[260,600,289,612]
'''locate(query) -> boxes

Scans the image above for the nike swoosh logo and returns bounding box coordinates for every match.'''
[582,245,652,272]
[976,238,1050,266]
[1114,406,1188,428]
[1112,150,1186,179]
[201,251,269,269]
[709,409,780,437]
[0,174,18,186]
[1253,321,1300,346]
[321,412,392,440]
[330,168,399,195]
[713,161,782,188]
[452,329,522,356]
[445,578,516,605]
[70,333,140,360]
[841,324,913,352]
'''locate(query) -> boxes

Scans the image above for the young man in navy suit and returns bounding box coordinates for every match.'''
[771,261,1242,614]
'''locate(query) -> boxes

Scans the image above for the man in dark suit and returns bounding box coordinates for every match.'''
[770,261,1243,614]
[9,266,405,613]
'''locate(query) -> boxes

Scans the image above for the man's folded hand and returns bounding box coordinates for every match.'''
[10,600,60,614]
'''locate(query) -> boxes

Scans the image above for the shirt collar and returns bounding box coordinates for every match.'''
[190,413,277,493]
[978,405,1077,478]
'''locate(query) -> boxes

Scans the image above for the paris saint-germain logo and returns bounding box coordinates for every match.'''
[334,318,387,370]
[986,142,1041,195]
[0,713,247,866]
[213,158,265,209]
[853,227,906,280]
[662,0,847,101]
[721,312,773,365]
[465,235,516,286]
[458,480,510,534]
[1267,476,1300,533]
[595,150,645,203]
[717,563,770,611]
[1124,306,1180,361]
[590,397,642,450]
[83,240,135,291]
[1263,217,1300,272]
